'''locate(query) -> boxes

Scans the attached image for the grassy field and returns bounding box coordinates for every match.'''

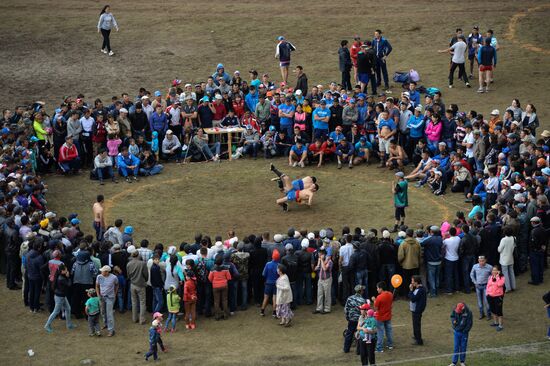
[1,0,550,365]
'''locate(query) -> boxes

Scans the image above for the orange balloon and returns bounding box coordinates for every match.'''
[391,274,403,288]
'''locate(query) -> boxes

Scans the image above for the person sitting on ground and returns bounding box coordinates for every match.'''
[451,161,473,193]
[308,138,325,167]
[93,148,117,185]
[117,146,140,183]
[289,137,308,168]
[239,124,260,159]
[139,149,163,176]
[58,135,80,174]
[405,149,432,181]
[386,140,407,171]
[353,136,372,166]
[336,137,355,169]
[161,129,182,162]
[191,128,220,162]
[428,170,446,195]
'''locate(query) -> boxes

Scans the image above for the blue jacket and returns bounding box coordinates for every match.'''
[26,249,44,281]
[262,260,279,284]
[422,235,443,262]
[149,112,167,133]
[336,142,355,156]
[245,92,259,113]
[372,37,393,58]
[408,285,427,313]
[477,45,497,66]
[211,71,231,86]
[407,115,425,138]
[409,90,420,106]
[148,327,159,345]
[117,153,140,169]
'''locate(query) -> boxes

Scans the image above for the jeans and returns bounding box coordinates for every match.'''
[139,164,163,176]
[116,286,125,312]
[29,278,42,311]
[145,344,158,361]
[341,69,352,91]
[412,312,423,344]
[343,320,358,352]
[197,281,212,316]
[100,296,115,332]
[201,142,221,160]
[376,320,393,351]
[452,331,469,364]
[59,157,81,173]
[228,280,238,312]
[45,295,74,329]
[152,287,164,313]
[96,166,114,181]
[501,264,516,291]
[130,284,146,323]
[100,28,111,52]
[529,251,544,284]
[238,279,248,309]
[378,264,395,288]
[88,313,100,334]
[118,165,139,178]
[461,256,475,293]
[475,285,491,316]
[427,262,441,296]
[355,269,369,298]
[376,57,389,88]
[445,259,459,293]
[93,221,103,241]
[165,312,177,330]
[313,128,328,140]
[242,142,260,158]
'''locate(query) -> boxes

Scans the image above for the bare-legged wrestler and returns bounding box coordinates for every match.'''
[270,163,317,192]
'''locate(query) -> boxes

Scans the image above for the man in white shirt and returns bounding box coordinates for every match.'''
[462,123,475,159]
[141,96,154,121]
[339,234,355,301]
[438,35,471,88]
[443,227,460,294]
[103,219,124,246]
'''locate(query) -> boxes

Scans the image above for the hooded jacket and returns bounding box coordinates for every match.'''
[398,237,422,270]
[26,249,45,281]
[450,305,473,333]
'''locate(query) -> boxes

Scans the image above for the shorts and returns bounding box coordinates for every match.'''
[395,207,406,221]
[487,295,503,316]
[292,179,304,191]
[379,138,392,154]
[358,73,370,84]
[280,61,290,67]
[264,283,277,296]
[286,189,297,202]
[479,65,493,72]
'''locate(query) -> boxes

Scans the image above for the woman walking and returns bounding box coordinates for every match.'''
[98,5,119,56]
[44,264,76,333]
[486,264,505,331]
[275,264,294,327]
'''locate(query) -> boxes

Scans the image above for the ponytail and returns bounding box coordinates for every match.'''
[100,5,110,15]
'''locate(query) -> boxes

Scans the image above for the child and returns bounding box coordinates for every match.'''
[183,260,198,329]
[145,320,161,361]
[363,309,377,343]
[147,131,160,160]
[165,285,180,332]
[107,134,122,167]
[113,266,126,313]
[128,138,139,156]
[85,288,101,336]
[293,104,306,131]
[152,312,167,353]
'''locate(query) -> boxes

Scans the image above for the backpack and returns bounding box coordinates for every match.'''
[409,69,420,82]
[195,258,209,283]
[393,71,410,83]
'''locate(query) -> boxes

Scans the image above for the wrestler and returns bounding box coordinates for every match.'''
[270,163,317,192]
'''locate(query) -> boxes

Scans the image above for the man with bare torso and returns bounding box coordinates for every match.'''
[276,186,317,212]
[270,163,317,192]
[93,194,106,240]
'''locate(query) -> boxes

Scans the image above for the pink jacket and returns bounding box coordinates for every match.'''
[486,275,505,297]
[425,120,442,142]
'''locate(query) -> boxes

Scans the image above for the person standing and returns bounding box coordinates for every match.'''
[470,255,493,319]
[408,275,427,345]
[372,29,393,92]
[372,281,394,353]
[208,256,232,321]
[313,248,333,314]
[97,5,119,56]
[92,194,105,241]
[498,226,516,292]
[486,264,505,331]
[343,284,366,353]
[476,37,497,93]
[338,40,353,91]
[392,172,408,232]
[275,36,296,85]
[398,228,422,296]
[449,302,473,366]
[438,35,471,88]
[44,264,76,333]
[339,235,355,302]
[356,42,375,95]
[126,249,149,325]
[528,216,546,285]
[275,264,294,326]
[96,265,119,336]
[443,227,461,294]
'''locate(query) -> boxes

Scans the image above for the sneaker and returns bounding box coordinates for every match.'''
[112,179,118,184]
[292,162,297,167]
[260,309,265,316]
[272,311,277,318]
[496,326,503,331]
[133,176,139,182]
[44,326,53,333]
[387,346,393,350]
[448,364,456,366]
[375,350,384,353]
[95,331,101,336]
[461,363,466,366]
[337,162,342,169]
[101,49,107,54]
[282,203,288,212]
[99,179,104,185]
[126,177,132,183]
[448,85,453,89]
[468,74,473,79]
[108,51,114,56]
[414,182,423,188]
[190,323,196,330]
[185,324,190,330]
[490,323,499,327]
[67,324,77,330]
[298,161,305,168]
[477,88,485,93]
[466,82,471,88]
[348,163,353,169]
[484,86,489,92]
[479,314,485,320]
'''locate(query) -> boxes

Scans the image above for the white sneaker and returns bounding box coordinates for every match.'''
[448,85,453,89]
[101,49,107,54]
[108,51,114,56]
[292,162,297,167]
[181,144,188,151]
[299,161,305,168]
[476,88,484,93]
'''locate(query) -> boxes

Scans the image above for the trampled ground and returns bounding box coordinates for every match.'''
[0,0,549,365]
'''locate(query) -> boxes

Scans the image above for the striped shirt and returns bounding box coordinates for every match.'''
[318,259,333,280]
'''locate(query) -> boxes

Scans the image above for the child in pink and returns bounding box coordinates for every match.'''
[107,134,122,167]
[294,104,306,131]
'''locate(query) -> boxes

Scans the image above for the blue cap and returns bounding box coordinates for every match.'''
[1,128,9,134]
[269,125,276,132]
[124,226,134,234]
[201,96,210,103]
[67,213,78,220]
[277,36,285,41]
[154,90,162,97]
[21,159,29,165]
[360,136,366,142]
[349,98,356,104]
[55,108,62,114]
[357,93,366,100]
[542,167,550,176]
[71,218,80,225]
[30,136,39,143]
[152,131,158,137]
[217,63,224,69]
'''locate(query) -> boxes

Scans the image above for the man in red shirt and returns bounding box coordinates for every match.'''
[350,35,362,85]
[372,281,394,352]
[212,94,227,127]
[58,135,80,174]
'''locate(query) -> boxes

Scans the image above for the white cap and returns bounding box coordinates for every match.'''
[127,245,136,254]
[511,184,522,190]
[167,246,176,255]
[301,238,310,249]
[274,234,283,243]
[119,108,128,114]
[382,230,390,239]
[491,109,500,115]
[398,231,406,238]
[294,231,301,238]
[295,89,302,95]
[166,129,173,134]
[307,232,315,240]
[215,94,223,100]
[141,95,149,100]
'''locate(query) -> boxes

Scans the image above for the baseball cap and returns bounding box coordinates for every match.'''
[277,36,285,41]
[491,109,500,115]
[395,172,405,178]
[154,91,162,97]
[166,129,173,134]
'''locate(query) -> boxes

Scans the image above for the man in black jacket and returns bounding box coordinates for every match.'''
[294,65,308,95]
[338,40,353,91]
[408,275,427,345]
[528,216,546,285]
[129,102,150,138]
[4,217,21,289]
[282,244,299,309]
[459,225,478,293]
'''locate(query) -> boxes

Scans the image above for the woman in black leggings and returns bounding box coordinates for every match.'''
[97,5,119,56]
